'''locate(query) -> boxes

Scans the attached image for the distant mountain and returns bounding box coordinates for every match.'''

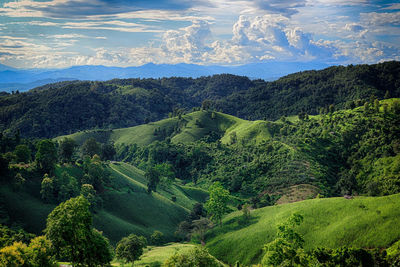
[0,62,331,92]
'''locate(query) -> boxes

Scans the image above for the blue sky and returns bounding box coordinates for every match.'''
[0,0,399,68]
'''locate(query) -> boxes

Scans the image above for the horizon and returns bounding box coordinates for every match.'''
[0,0,399,69]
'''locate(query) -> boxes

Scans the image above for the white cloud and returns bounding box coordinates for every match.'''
[360,11,400,26]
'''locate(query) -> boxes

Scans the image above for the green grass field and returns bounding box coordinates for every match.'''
[206,194,400,265]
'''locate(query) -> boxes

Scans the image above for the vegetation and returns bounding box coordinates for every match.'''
[45,196,113,266]
[1,62,399,138]
[1,62,400,266]
[115,234,147,265]
[206,194,400,265]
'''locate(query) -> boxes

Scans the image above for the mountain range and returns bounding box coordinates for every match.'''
[0,61,331,92]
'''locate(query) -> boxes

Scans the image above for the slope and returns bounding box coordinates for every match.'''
[0,161,208,245]
[55,110,277,147]
[206,194,400,265]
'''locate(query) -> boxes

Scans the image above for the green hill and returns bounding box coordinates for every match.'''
[2,62,400,139]
[206,194,400,265]
[0,161,208,244]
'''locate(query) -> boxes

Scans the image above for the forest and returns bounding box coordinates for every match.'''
[0,62,400,266]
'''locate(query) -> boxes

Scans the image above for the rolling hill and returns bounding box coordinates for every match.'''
[0,161,207,245]
[1,61,400,138]
[206,194,400,265]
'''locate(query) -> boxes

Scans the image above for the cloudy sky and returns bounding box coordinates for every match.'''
[0,0,399,68]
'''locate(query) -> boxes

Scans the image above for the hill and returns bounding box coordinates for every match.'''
[206,194,400,265]
[1,61,400,138]
[0,161,207,244]
[56,97,400,200]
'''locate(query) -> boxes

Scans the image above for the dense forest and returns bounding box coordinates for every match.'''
[1,61,399,138]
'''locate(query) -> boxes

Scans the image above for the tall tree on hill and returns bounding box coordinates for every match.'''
[45,196,113,266]
[82,137,101,158]
[59,138,77,163]
[205,182,230,226]
[35,140,57,174]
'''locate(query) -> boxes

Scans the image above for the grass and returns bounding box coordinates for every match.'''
[55,110,278,146]
[112,243,196,266]
[206,194,400,265]
[0,161,207,245]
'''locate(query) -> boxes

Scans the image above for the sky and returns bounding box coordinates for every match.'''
[0,0,399,69]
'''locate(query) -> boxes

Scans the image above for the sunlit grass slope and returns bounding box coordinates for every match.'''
[206,194,400,265]
[55,110,279,146]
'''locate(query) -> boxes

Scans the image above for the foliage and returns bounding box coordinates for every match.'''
[82,137,101,158]
[45,196,112,266]
[115,233,147,265]
[163,246,224,267]
[14,144,31,163]
[262,213,304,266]
[150,231,164,246]
[205,182,230,226]
[58,137,77,163]
[35,139,57,174]
[0,236,56,267]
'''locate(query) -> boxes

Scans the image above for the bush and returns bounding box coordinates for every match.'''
[163,247,223,267]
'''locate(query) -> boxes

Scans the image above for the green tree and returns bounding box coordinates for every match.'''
[0,241,27,266]
[26,236,57,267]
[40,174,55,203]
[35,140,57,174]
[115,234,147,265]
[191,218,213,244]
[150,230,164,246]
[82,138,101,158]
[59,138,77,163]
[163,247,223,267]
[145,166,160,193]
[262,213,304,266]
[45,196,112,266]
[100,143,116,161]
[205,182,230,226]
[14,144,31,163]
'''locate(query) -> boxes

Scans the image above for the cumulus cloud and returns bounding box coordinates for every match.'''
[360,11,400,26]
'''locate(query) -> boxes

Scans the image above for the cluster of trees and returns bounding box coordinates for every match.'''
[2,62,399,139]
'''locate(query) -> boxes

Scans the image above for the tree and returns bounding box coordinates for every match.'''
[14,144,31,163]
[145,166,160,193]
[191,218,213,244]
[163,247,223,267]
[26,236,57,267]
[35,140,57,174]
[59,138,77,163]
[45,196,112,266]
[82,138,101,158]
[150,230,164,246]
[262,213,305,266]
[100,143,116,161]
[40,174,54,203]
[205,182,230,226]
[115,234,147,265]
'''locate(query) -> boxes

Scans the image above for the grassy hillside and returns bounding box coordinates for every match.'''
[206,194,400,265]
[0,161,208,245]
[56,110,279,147]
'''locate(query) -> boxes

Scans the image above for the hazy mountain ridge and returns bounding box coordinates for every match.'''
[0,62,330,92]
